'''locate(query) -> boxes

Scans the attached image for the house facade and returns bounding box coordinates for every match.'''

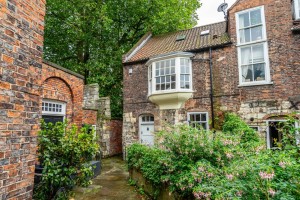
[122,0,300,155]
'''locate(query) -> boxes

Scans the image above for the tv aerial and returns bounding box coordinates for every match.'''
[217,1,229,20]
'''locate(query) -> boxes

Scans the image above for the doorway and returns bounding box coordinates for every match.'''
[139,115,154,146]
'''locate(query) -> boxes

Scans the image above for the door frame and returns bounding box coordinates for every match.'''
[139,114,154,145]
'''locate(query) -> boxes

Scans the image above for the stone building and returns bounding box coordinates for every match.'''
[122,0,300,156]
[0,1,122,199]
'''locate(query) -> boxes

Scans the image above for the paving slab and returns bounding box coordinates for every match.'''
[72,156,144,200]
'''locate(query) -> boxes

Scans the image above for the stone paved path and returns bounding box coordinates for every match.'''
[72,156,145,200]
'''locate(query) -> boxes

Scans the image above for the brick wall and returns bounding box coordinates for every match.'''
[122,0,300,153]
[42,61,87,127]
[0,0,46,199]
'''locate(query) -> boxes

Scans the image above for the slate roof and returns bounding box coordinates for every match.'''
[123,21,231,64]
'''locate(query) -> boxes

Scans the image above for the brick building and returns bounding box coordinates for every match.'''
[122,0,300,155]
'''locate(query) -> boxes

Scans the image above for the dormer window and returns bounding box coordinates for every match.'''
[146,52,194,109]
[293,0,300,20]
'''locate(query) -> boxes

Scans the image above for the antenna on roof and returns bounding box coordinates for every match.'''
[217,0,228,20]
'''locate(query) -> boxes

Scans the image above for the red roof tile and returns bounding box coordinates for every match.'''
[124,21,231,64]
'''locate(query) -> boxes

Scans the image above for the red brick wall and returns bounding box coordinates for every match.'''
[82,109,97,126]
[0,0,46,199]
[109,120,123,156]
[41,62,91,127]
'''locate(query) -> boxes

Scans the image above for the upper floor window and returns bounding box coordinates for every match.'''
[147,53,193,95]
[293,0,300,20]
[236,6,271,86]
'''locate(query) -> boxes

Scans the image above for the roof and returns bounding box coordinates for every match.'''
[43,60,84,79]
[123,21,231,64]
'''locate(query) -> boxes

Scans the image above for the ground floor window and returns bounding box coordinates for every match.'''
[42,100,66,124]
[249,126,259,131]
[187,112,209,130]
[267,120,299,149]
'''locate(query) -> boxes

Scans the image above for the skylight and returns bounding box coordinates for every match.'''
[200,30,210,36]
[176,35,186,41]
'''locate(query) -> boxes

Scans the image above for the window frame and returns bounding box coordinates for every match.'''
[42,99,66,117]
[187,112,209,130]
[147,53,194,96]
[293,0,300,20]
[236,6,272,86]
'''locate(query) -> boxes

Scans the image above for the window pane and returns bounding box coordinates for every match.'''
[171,82,176,89]
[156,77,160,83]
[185,75,190,82]
[239,12,250,28]
[201,114,207,121]
[171,59,175,66]
[241,46,251,65]
[254,64,265,81]
[180,58,184,66]
[250,9,262,25]
[185,83,190,89]
[180,82,185,89]
[171,66,175,74]
[156,69,159,76]
[196,114,200,121]
[252,44,264,63]
[166,75,170,82]
[166,60,170,68]
[160,67,164,76]
[171,75,176,82]
[251,26,263,41]
[166,83,171,90]
[190,114,195,121]
[180,75,184,81]
[161,76,165,83]
[156,84,160,90]
[242,65,253,82]
[166,67,170,75]
[180,66,185,73]
[161,84,165,90]
[240,29,251,43]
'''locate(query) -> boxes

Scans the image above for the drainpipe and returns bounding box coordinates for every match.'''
[209,47,215,130]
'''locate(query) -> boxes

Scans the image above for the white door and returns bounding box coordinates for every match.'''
[140,115,154,146]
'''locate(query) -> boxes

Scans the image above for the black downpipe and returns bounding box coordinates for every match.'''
[209,48,215,129]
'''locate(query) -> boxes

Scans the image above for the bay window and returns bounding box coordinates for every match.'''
[293,0,300,20]
[236,6,271,86]
[146,52,194,109]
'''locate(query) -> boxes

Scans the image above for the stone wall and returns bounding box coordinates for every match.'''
[122,0,300,156]
[0,0,46,199]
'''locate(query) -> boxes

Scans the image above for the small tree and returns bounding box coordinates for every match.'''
[33,121,99,200]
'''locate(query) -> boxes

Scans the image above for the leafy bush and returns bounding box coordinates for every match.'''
[127,114,300,199]
[33,121,99,200]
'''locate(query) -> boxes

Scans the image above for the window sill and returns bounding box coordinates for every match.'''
[238,81,273,87]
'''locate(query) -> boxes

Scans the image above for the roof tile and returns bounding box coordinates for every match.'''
[124,21,231,63]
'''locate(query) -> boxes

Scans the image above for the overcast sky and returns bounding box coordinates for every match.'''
[196,0,237,26]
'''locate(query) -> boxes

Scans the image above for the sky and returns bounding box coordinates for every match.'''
[196,0,237,26]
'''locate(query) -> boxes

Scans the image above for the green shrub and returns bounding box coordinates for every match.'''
[127,114,300,199]
[33,121,99,200]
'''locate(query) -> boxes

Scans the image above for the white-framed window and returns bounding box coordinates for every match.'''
[293,0,300,20]
[147,53,193,96]
[42,100,66,124]
[187,112,209,130]
[236,6,271,86]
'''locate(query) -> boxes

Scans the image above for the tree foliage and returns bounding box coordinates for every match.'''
[43,0,201,118]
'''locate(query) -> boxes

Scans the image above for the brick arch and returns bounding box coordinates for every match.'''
[263,113,300,120]
[42,77,74,123]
